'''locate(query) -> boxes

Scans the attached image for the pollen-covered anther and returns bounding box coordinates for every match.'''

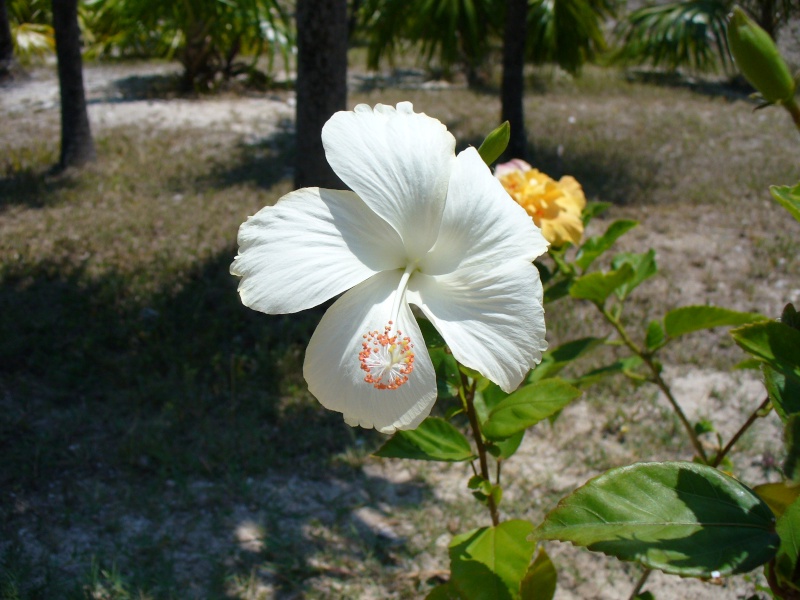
[359,321,415,390]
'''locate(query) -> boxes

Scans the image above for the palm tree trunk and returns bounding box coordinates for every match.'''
[294,0,347,189]
[757,0,777,40]
[501,0,528,160]
[0,0,16,78]
[52,0,96,169]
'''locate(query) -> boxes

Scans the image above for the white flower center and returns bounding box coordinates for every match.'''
[359,262,419,390]
[359,322,415,389]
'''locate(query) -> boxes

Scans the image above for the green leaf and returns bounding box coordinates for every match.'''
[785,415,800,484]
[770,183,800,223]
[693,419,715,435]
[774,497,800,589]
[543,277,573,304]
[581,201,611,226]
[449,520,537,600]
[528,337,605,384]
[373,417,475,462]
[753,482,800,519]
[645,320,666,351]
[469,475,490,491]
[664,306,766,338]
[419,318,447,348]
[458,363,481,381]
[426,582,460,600]
[490,430,525,460]
[482,379,582,440]
[534,461,779,577]
[549,248,574,275]
[570,264,635,306]
[520,548,557,600]
[735,358,764,371]
[782,303,800,331]
[430,348,461,394]
[466,476,503,508]
[536,260,554,285]
[477,121,510,167]
[574,219,638,271]
[766,365,800,423]
[479,382,510,412]
[611,249,657,300]
[731,321,800,386]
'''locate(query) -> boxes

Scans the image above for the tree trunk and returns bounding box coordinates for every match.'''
[501,0,528,161]
[0,0,16,78]
[757,0,776,40]
[348,0,362,40]
[294,0,348,189]
[52,0,96,169]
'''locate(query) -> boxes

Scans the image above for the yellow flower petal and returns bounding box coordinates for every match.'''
[496,163,587,247]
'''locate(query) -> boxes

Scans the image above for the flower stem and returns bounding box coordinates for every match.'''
[713,396,771,468]
[601,306,709,464]
[461,372,500,527]
[628,568,651,600]
[785,98,800,135]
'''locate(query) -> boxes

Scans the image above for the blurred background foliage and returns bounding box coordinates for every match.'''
[613,0,799,73]
[7,0,295,89]
[6,0,799,90]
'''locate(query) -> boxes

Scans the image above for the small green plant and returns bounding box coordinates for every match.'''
[84,0,293,90]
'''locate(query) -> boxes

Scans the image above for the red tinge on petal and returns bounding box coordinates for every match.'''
[359,321,415,390]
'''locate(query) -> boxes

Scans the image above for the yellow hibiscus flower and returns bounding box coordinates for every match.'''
[495,159,586,247]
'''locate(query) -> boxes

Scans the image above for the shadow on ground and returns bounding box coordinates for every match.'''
[0,243,354,489]
[204,125,296,192]
[1,236,433,594]
[0,160,82,211]
[622,69,755,102]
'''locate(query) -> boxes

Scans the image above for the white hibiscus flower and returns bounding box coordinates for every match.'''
[231,102,548,433]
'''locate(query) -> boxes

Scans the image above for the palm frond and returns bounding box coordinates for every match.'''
[358,0,501,74]
[12,22,54,62]
[527,0,614,75]
[613,0,732,72]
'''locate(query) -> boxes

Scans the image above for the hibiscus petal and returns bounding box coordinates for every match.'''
[322,102,455,260]
[407,261,547,393]
[422,147,549,275]
[231,188,405,313]
[304,270,437,433]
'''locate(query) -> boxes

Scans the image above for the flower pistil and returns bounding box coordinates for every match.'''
[360,323,415,389]
[359,262,419,390]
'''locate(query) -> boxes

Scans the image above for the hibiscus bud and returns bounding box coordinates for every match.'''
[477,121,510,166]
[727,7,796,104]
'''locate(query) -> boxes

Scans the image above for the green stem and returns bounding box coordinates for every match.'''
[628,568,651,600]
[461,372,500,527]
[713,396,771,468]
[785,98,800,135]
[601,306,709,464]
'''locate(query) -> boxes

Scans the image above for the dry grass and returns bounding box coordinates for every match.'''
[0,57,799,599]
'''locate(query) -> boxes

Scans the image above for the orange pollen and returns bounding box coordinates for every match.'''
[359,321,415,390]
